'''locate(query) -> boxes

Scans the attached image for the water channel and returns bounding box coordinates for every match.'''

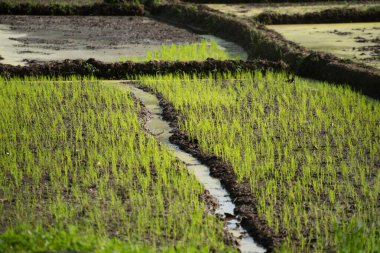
[118,82,266,253]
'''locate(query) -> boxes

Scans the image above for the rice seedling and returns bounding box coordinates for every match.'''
[0,77,233,252]
[140,72,380,252]
[119,40,236,62]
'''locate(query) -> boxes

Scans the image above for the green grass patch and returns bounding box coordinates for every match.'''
[140,72,380,252]
[0,77,233,253]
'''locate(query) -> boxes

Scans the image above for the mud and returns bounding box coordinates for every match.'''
[0,15,201,65]
[0,58,289,78]
[0,15,247,65]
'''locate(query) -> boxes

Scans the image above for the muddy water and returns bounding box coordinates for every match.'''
[120,83,265,253]
[268,22,380,69]
[0,16,247,66]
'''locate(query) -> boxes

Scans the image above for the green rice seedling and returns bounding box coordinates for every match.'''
[140,71,380,252]
[119,40,237,62]
[0,77,234,252]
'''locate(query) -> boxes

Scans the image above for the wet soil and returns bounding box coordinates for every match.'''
[0,15,200,65]
[0,15,198,47]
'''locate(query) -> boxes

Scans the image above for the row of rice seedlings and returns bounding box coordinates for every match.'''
[119,40,235,62]
[140,72,380,252]
[0,76,233,252]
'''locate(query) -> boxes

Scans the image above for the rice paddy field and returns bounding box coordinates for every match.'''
[0,77,233,253]
[140,72,380,252]
[1,72,379,252]
[1,1,380,253]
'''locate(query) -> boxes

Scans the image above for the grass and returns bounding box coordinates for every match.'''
[140,72,380,252]
[120,40,237,62]
[0,77,233,253]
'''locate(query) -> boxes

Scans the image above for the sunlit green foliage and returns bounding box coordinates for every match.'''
[0,77,232,253]
[120,40,235,62]
[140,72,380,252]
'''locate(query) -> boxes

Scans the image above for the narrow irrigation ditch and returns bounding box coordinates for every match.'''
[120,81,268,253]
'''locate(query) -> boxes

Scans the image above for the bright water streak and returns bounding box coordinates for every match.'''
[124,83,266,253]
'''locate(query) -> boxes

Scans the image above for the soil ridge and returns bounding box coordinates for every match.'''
[255,6,380,24]
[0,58,288,78]
[0,2,144,16]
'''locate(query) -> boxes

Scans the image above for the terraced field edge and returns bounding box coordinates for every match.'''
[255,6,380,24]
[0,59,288,78]
[151,3,380,99]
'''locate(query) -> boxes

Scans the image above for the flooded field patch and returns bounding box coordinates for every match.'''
[206,2,380,18]
[0,15,246,65]
[268,22,380,69]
